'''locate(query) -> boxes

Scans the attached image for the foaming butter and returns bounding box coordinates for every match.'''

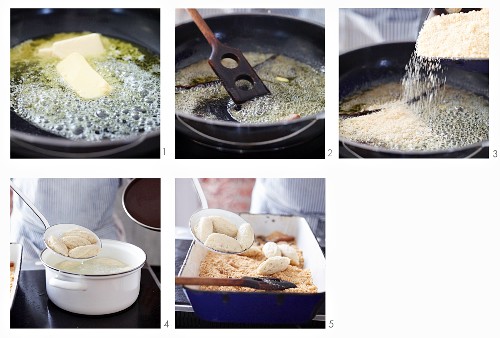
[10,32,160,141]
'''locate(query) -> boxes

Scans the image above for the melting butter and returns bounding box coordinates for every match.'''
[10,32,160,141]
[57,52,112,99]
[39,33,105,59]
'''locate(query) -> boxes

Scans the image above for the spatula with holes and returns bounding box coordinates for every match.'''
[186,8,271,104]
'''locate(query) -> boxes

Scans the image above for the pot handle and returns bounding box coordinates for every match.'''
[49,277,88,291]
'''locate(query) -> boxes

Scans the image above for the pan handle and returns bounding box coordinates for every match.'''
[49,277,88,291]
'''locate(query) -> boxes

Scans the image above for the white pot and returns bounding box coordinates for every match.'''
[40,239,146,315]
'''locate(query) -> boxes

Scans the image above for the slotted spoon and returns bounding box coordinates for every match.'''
[10,180,101,259]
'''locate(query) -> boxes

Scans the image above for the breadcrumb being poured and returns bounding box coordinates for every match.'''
[416,9,489,59]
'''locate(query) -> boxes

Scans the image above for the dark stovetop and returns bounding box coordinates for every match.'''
[10,266,161,328]
[175,130,325,159]
[175,239,325,328]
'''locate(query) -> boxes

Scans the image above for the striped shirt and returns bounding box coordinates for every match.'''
[340,8,427,53]
[250,178,325,246]
[11,178,124,261]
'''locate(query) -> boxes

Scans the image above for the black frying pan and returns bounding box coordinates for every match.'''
[10,8,160,158]
[122,178,161,231]
[339,42,489,158]
[175,14,325,151]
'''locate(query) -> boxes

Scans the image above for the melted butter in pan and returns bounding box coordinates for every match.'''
[175,53,325,123]
[10,32,160,141]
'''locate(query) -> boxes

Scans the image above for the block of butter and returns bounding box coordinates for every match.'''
[56,52,112,99]
[39,33,105,59]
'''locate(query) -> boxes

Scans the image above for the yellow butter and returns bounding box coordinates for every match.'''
[56,52,112,99]
[40,33,105,59]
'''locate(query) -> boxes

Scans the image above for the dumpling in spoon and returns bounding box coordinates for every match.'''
[64,229,99,244]
[47,235,69,257]
[204,233,242,253]
[69,244,100,259]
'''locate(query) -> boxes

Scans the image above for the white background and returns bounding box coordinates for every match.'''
[4,0,500,337]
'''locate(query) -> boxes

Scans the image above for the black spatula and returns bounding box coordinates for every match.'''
[186,9,271,104]
[176,276,297,291]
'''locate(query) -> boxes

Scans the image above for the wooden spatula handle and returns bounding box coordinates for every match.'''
[176,276,244,287]
[186,9,218,47]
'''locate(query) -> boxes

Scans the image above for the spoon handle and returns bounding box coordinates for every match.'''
[176,276,245,287]
[175,276,297,290]
[10,180,51,229]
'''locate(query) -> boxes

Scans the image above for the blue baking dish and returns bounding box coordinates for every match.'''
[179,213,326,324]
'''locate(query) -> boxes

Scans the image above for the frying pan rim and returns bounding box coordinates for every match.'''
[339,137,488,156]
[339,40,416,57]
[175,12,325,29]
[176,115,321,146]
[10,31,160,57]
[175,110,324,128]
[175,13,325,127]
[10,129,160,148]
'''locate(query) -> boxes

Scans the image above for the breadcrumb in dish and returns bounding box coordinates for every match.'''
[10,262,15,293]
[198,242,317,293]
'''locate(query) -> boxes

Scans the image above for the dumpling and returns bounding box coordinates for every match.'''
[262,242,281,258]
[204,233,242,253]
[256,256,290,275]
[236,223,254,250]
[61,235,91,250]
[209,216,238,237]
[278,243,300,266]
[195,217,213,243]
[47,235,69,256]
[68,244,100,259]
[64,229,99,244]
[238,245,262,257]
